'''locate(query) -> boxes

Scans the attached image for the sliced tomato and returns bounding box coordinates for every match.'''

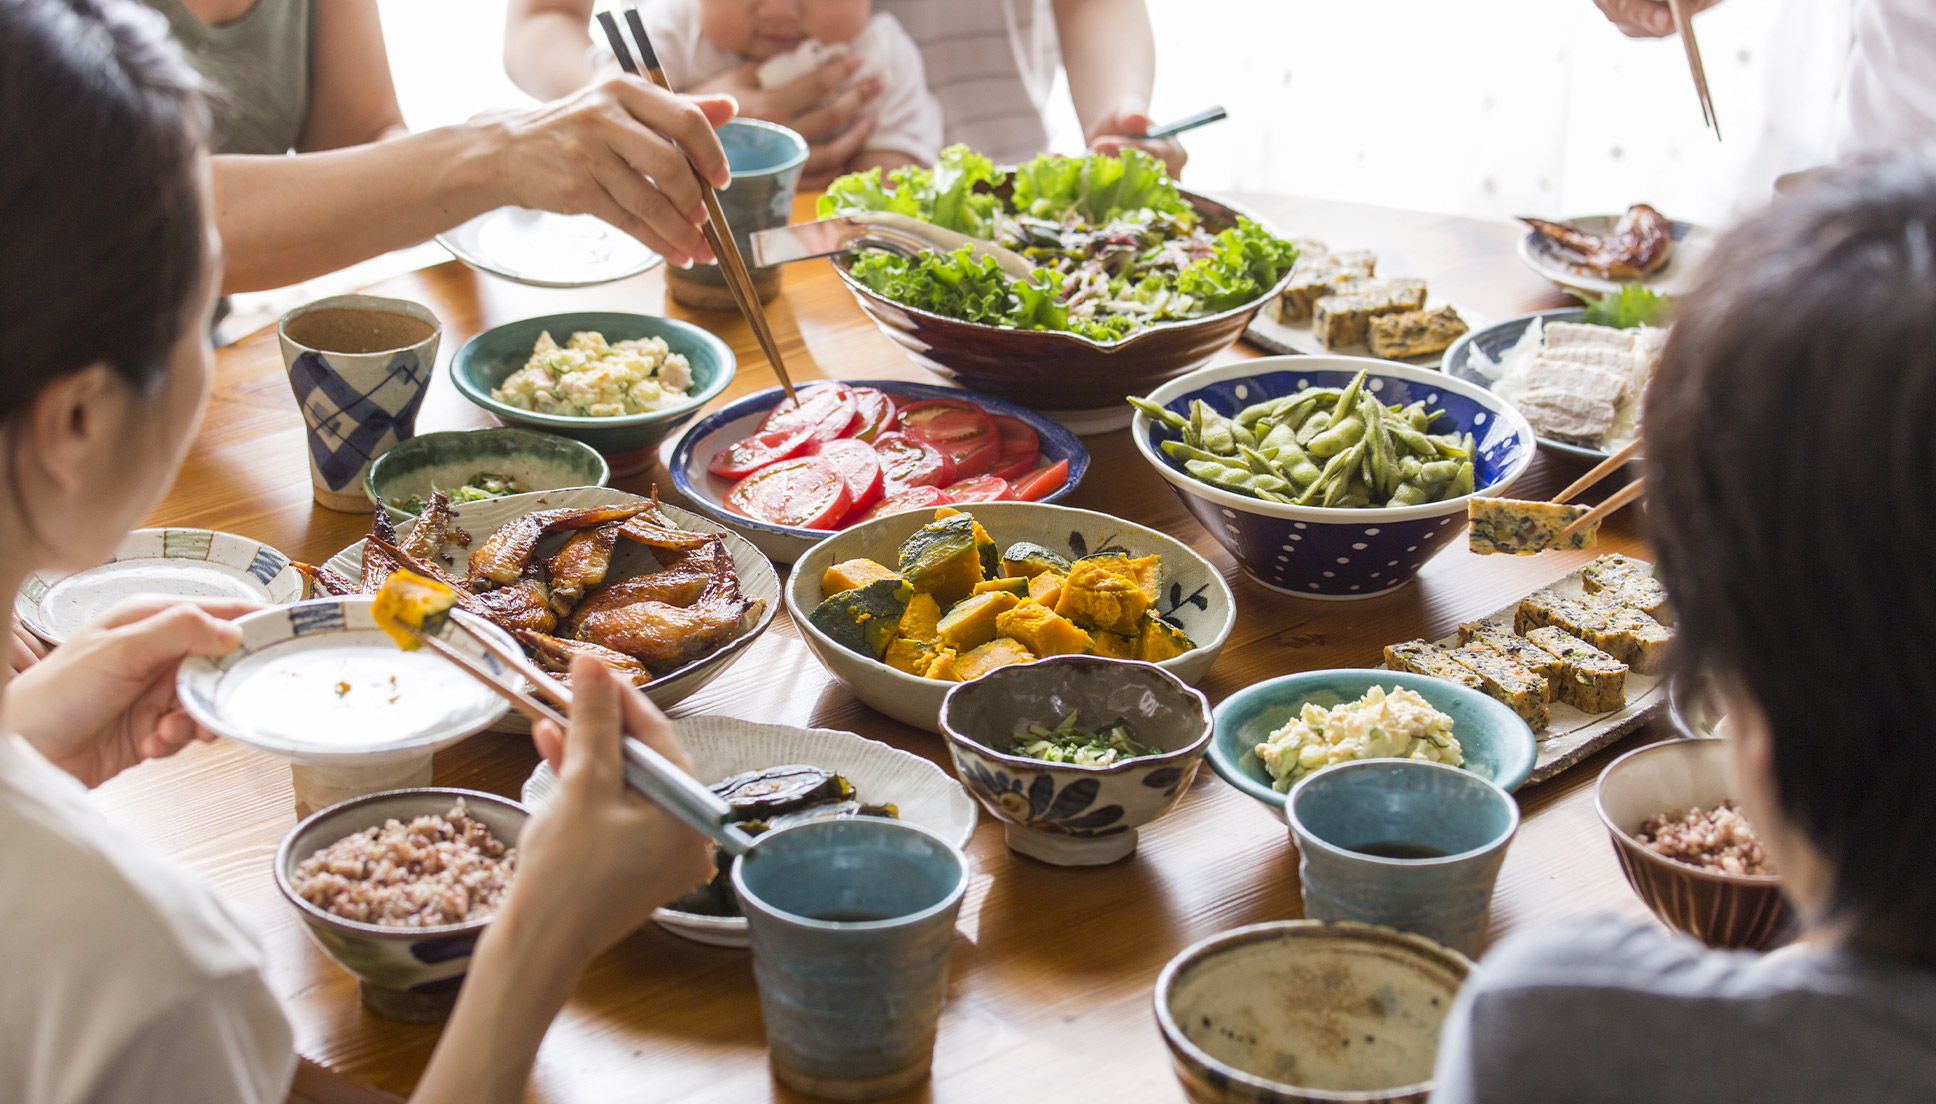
[725,456,853,529]
[898,398,1000,477]
[1010,459,1070,502]
[988,415,1042,481]
[759,384,860,443]
[850,387,899,441]
[942,475,1014,503]
[858,485,953,523]
[872,430,956,491]
[809,438,885,523]
[707,425,814,480]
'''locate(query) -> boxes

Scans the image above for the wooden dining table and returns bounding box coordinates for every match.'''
[91,191,1660,1104]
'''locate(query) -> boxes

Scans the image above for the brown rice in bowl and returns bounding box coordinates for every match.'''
[294,798,516,927]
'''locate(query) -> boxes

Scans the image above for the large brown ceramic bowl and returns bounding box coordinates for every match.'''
[1595,739,1795,950]
[831,189,1293,433]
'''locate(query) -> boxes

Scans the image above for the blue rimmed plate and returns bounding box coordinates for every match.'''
[16,527,305,645]
[1441,307,1618,462]
[668,379,1090,563]
[177,597,514,764]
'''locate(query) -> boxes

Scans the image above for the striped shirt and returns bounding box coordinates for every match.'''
[877,0,1061,163]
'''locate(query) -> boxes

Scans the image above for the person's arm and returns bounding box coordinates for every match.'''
[504,0,603,102]
[1051,0,1185,176]
[295,0,407,151]
[1593,0,1725,38]
[408,659,714,1104]
[211,79,734,293]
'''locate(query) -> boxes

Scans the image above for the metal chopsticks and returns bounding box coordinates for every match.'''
[406,610,755,856]
[1668,0,1720,140]
[597,8,800,405]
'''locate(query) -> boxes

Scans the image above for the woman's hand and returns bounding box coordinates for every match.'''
[1593,0,1724,37]
[482,76,738,267]
[1087,109,1187,177]
[2,597,253,787]
[508,657,714,960]
[9,614,44,674]
[691,56,882,188]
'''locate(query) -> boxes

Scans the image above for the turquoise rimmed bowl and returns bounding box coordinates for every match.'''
[363,426,609,521]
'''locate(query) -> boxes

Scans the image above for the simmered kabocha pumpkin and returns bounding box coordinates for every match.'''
[807,577,913,660]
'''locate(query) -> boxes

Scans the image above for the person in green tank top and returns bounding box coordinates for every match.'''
[136,0,737,292]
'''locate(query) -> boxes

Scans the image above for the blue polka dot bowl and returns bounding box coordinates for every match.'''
[1132,357,1536,600]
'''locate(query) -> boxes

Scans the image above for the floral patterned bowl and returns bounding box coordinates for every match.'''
[785,501,1236,733]
[1131,357,1536,599]
[275,787,530,1023]
[939,656,1214,866]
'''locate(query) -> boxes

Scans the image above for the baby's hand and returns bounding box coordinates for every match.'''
[693,56,881,187]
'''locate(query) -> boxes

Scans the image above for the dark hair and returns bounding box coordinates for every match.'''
[0,0,211,422]
[1646,149,1936,963]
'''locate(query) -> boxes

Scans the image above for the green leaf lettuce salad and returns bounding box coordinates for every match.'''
[820,146,1299,342]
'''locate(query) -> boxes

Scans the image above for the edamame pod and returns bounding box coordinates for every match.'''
[1307,413,1366,458]
[1127,396,1188,431]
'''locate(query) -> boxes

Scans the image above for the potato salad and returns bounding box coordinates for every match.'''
[1256,685,1462,791]
[492,330,694,418]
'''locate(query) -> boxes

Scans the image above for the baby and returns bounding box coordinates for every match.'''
[628,0,942,174]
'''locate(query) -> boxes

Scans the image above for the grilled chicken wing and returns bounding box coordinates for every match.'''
[560,542,719,635]
[515,630,655,688]
[545,522,622,616]
[400,490,451,562]
[360,511,402,593]
[476,567,557,634]
[1520,203,1673,281]
[618,506,715,551]
[467,504,651,588]
[572,536,762,669]
[293,561,359,598]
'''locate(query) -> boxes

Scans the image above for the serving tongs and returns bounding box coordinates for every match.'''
[399,610,756,857]
[750,211,1036,279]
[597,9,802,405]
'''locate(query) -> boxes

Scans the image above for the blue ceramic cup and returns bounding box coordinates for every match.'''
[666,118,808,308]
[1286,759,1519,958]
[731,819,969,1102]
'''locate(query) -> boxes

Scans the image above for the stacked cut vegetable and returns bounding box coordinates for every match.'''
[821,146,1300,342]
[808,508,1195,682]
[709,383,1070,530]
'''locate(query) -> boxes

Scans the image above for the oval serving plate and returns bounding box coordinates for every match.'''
[17,527,305,645]
[177,597,515,764]
[667,378,1091,564]
[322,487,780,720]
[1516,213,1713,298]
[522,716,978,947]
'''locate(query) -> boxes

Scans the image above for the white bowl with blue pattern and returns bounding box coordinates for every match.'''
[177,597,515,764]
[15,527,304,645]
[1132,357,1536,600]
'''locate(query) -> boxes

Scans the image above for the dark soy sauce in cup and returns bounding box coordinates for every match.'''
[285,308,436,354]
[1352,841,1451,859]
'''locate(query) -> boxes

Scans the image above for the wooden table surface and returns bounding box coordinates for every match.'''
[91,192,1659,1104]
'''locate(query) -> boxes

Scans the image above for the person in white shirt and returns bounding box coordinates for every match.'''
[0,3,717,1101]
[1593,0,1934,161]
[507,0,1185,186]
[622,0,943,176]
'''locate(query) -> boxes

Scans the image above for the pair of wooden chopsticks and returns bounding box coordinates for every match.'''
[1669,0,1720,140]
[596,8,801,405]
[1552,438,1645,544]
[403,610,757,856]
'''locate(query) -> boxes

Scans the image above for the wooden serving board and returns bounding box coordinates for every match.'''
[1392,560,1665,786]
[1244,297,1490,365]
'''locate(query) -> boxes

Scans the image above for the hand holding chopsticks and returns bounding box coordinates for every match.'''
[1552,438,1646,545]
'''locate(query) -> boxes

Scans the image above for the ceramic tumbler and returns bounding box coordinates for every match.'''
[666,118,808,309]
[1286,759,1519,958]
[731,819,969,1101]
[278,294,441,512]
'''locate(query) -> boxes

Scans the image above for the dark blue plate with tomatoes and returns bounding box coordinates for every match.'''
[669,380,1089,562]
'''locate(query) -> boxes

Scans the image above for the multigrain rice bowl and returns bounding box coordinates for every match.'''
[294,798,516,927]
[1635,799,1775,877]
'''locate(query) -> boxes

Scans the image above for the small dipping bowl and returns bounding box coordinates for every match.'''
[275,787,529,1022]
[1596,738,1793,950]
[1155,920,1473,1104]
[363,425,610,521]
[940,655,1214,866]
[1287,760,1519,958]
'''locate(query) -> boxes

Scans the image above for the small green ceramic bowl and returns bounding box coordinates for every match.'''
[364,427,610,521]
[450,311,735,475]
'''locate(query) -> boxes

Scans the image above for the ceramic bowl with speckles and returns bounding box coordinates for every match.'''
[1132,357,1535,600]
[1155,920,1473,1104]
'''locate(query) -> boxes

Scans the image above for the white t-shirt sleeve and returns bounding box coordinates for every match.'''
[83,972,295,1104]
[852,13,945,164]
[623,0,737,91]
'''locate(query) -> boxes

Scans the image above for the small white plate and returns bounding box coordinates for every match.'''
[177,597,515,764]
[523,717,979,948]
[437,208,662,288]
[17,528,305,645]
[323,487,780,720]
[1517,213,1714,298]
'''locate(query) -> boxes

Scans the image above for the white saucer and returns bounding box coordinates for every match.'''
[438,208,663,288]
